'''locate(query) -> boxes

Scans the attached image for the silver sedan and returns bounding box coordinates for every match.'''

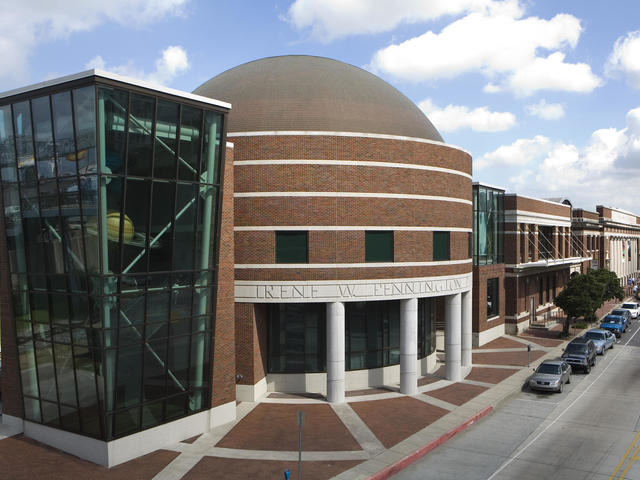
[529,359,572,393]
[583,328,615,354]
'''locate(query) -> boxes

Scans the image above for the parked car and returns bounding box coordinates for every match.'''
[583,328,616,354]
[600,314,625,338]
[620,302,640,319]
[529,359,572,393]
[561,337,597,373]
[610,309,630,330]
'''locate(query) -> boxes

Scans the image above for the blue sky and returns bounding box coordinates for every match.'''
[2,0,639,212]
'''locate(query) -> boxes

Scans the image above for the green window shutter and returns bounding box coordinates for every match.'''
[276,231,308,263]
[365,231,393,262]
[433,231,450,261]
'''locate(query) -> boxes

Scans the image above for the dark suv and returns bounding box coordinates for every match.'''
[561,337,597,373]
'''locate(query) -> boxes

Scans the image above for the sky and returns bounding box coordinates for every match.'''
[1,0,639,213]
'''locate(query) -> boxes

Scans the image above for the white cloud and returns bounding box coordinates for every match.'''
[284,0,503,42]
[606,30,640,88]
[525,100,565,120]
[84,45,190,86]
[475,135,551,169]
[419,98,515,132]
[483,106,640,210]
[0,0,186,86]
[368,3,601,96]
[507,52,602,96]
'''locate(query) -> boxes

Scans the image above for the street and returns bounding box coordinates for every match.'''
[392,320,640,480]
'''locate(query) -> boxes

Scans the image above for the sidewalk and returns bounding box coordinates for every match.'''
[0,304,623,480]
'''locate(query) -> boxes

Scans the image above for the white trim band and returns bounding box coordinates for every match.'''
[235,191,472,205]
[234,159,471,179]
[234,226,472,232]
[235,259,472,269]
[227,130,470,155]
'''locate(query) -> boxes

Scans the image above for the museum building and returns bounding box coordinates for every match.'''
[194,55,474,403]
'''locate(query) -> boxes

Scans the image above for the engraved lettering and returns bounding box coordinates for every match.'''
[339,284,356,297]
[292,285,305,298]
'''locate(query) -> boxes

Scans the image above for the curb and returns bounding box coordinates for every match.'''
[366,405,494,480]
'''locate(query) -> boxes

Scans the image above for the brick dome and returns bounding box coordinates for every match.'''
[193,55,443,141]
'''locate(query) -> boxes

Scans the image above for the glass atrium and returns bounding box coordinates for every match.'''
[0,74,227,440]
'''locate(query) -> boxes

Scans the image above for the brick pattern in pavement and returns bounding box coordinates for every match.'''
[348,397,449,448]
[215,404,361,451]
[183,457,362,480]
[465,367,521,384]
[424,382,488,406]
[477,336,526,349]
[0,435,178,480]
[473,349,546,366]
[518,335,564,347]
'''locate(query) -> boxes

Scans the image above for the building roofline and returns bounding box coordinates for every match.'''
[0,69,231,109]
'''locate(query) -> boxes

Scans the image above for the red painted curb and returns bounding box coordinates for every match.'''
[367,405,494,480]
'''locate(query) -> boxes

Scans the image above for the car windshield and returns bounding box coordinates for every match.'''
[585,332,604,340]
[612,310,627,316]
[603,317,621,324]
[622,304,636,309]
[566,343,587,353]
[536,364,561,374]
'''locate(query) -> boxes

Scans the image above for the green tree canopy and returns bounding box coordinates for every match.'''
[554,272,604,334]
[587,268,625,303]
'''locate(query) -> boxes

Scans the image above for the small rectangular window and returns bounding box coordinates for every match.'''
[275,231,308,263]
[433,231,450,261]
[365,231,393,262]
[487,277,499,317]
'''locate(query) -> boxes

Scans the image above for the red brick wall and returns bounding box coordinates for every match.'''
[210,144,236,408]
[504,195,571,218]
[233,134,472,283]
[234,303,268,386]
[472,264,506,333]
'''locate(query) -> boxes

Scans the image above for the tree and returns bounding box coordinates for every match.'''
[554,273,604,336]
[587,268,625,306]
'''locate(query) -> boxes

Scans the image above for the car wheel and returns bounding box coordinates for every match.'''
[585,365,591,374]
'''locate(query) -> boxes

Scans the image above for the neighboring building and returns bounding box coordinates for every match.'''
[502,195,588,334]
[571,208,602,270]
[596,206,640,285]
[471,183,505,346]
[0,70,235,466]
[194,55,474,401]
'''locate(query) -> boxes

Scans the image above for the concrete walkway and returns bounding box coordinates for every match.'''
[0,327,588,480]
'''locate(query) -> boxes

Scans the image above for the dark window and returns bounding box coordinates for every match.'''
[365,231,393,262]
[433,231,450,261]
[276,231,308,263]
[487,278,499,317]
[268,303,326,373]
[346,300,399,370]
[539,277,544,304]
[418,297,437,358]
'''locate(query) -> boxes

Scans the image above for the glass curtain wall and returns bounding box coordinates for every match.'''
[417,297,436,359]
[473,185,504,265]
[0,82,224,440]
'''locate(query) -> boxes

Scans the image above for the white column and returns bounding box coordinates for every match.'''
[326,302,345,403]
[400,297,418,395]
[445,293,462,381]
[461,290,472,368]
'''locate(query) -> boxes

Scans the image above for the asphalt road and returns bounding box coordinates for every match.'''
[392,320,640,480]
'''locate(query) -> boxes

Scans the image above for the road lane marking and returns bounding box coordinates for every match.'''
[608,430,640,479]
[617,442,640,479]
[486,325,640,480]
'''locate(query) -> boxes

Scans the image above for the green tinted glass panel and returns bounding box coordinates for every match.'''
[276,231,308,263]
[433,231,450,261]
[365,231,393,262]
